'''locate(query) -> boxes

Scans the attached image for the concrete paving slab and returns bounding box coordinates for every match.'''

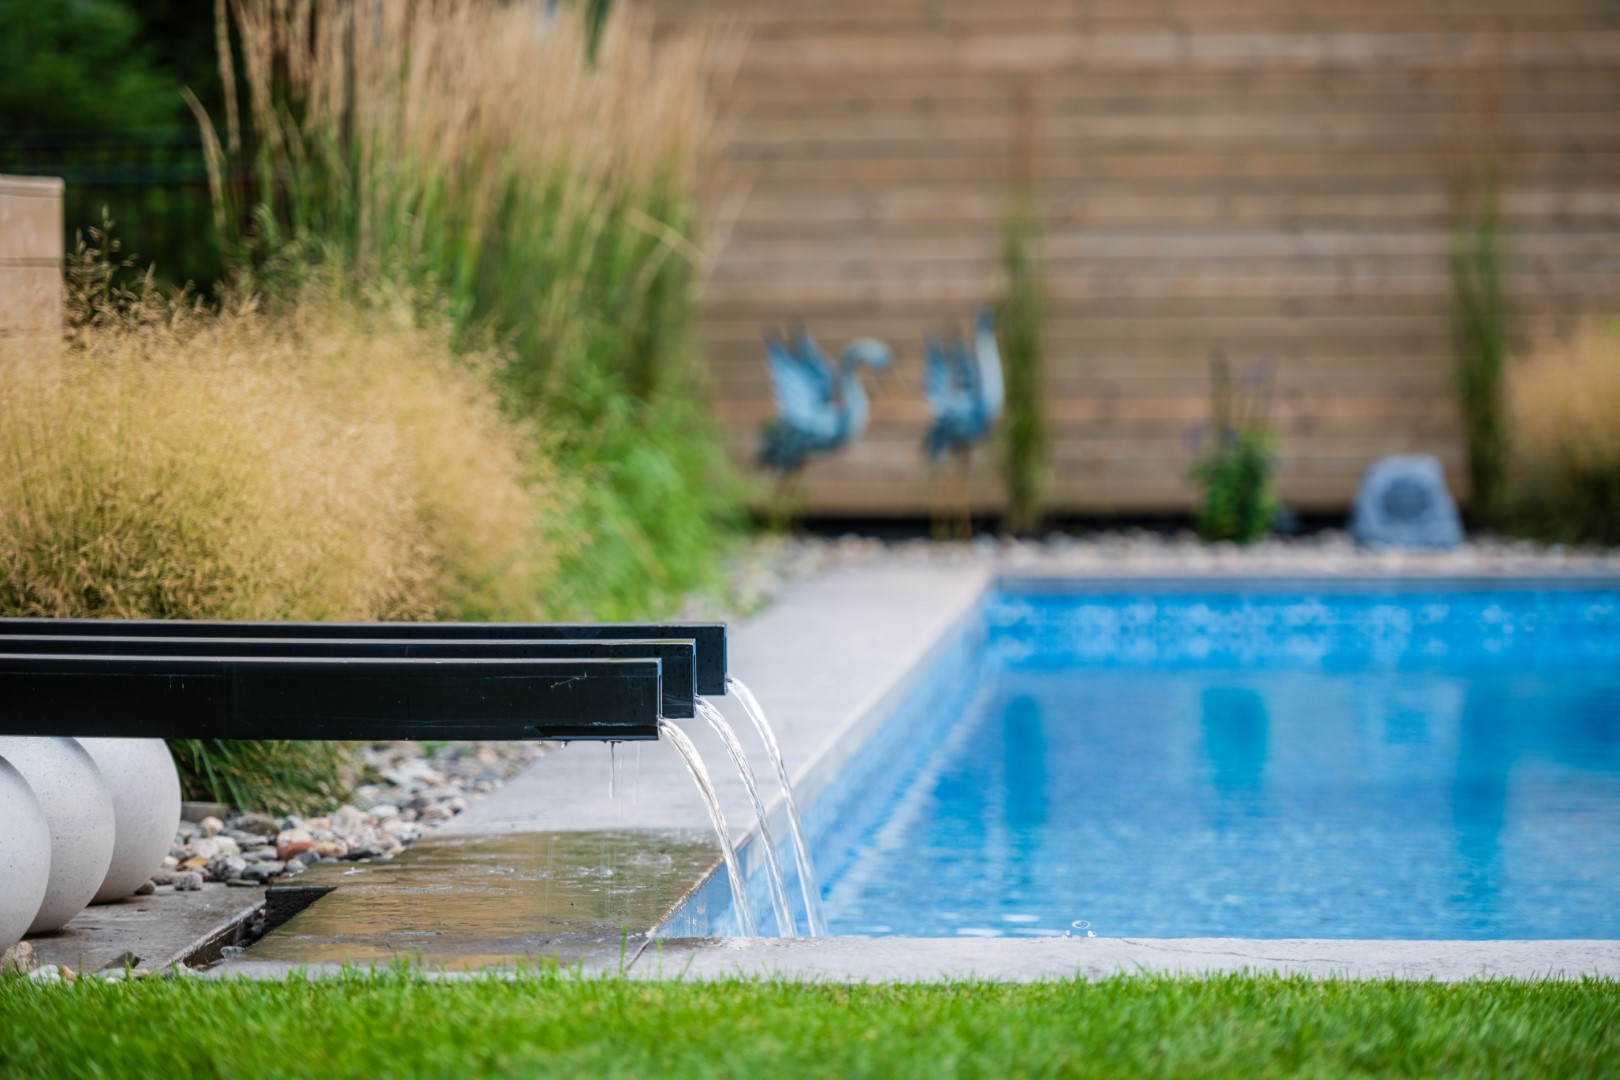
[634,937,1620,983]
[29,882,264,973]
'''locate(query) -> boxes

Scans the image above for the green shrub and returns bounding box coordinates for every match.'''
[1189,358,1278,544]
[999,195,1048,535]
[0,0,225,289]
[0,0,174,133]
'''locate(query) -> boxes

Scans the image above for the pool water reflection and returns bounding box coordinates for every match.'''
[818,588,1620,939]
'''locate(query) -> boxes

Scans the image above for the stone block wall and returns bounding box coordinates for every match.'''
[0,174,64,350]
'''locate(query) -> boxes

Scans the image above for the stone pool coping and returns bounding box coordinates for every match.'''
[631,937,1620,982]
[210,938,1620,983]
[224,562,1620,981]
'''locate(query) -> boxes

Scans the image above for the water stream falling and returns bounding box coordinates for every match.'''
[657,719,759,937]
[727,676,828,936]
[695,699,798,938]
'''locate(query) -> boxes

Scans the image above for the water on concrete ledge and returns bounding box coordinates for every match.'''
[241,832,720,972]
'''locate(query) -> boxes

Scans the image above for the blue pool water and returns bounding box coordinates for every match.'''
[810,584,1620,939]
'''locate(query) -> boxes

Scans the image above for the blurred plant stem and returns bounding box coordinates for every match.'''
[1450,183,1510,523]
[999,194,1048,535]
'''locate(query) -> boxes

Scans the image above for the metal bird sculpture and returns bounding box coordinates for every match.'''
[923,307,1004,535]
[924,307,1004,459]
[757,325,894,483]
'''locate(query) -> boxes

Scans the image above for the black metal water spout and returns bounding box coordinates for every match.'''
[0,636,700,719]
[0,620,728,743]
[0,654,663,741]
[0,619,727,695]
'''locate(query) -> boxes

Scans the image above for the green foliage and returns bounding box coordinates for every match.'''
[1512,473,1620,547]
[1190,358,1279,544]
[1451,187,1510,521]
[586,0,614,57]
[3,969,1618,1078]
[442,180,741,620]
[167,740,353,816]
[0,0,175,132]
[0,1,224,288]
[998,196,1049,535]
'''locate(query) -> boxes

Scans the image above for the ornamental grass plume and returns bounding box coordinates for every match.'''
[203,0,725,282]
[0,225,559,623]
[999,194,1048,536]
[193,0,744,619]
[1507,319,1620,544]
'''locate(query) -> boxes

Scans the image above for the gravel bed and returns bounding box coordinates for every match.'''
[683,529,1620,620]
[159,742,543,891]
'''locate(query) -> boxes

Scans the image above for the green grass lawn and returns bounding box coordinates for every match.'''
[2,969,1616,1078]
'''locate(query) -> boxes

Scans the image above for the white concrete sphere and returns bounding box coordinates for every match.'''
[0,738,116,934]
[77,739,182,904]
[0,758,52,954]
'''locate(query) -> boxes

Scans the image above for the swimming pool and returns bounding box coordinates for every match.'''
[780,580,1620,940]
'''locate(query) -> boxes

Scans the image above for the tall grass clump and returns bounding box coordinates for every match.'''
[1189,358,1278,544]
[0,227,563,809]
[167,739,353,817]
[197,0,741,619]
[1,228,557,623]
[1451,187,1510,521]
[998,195,1048,535]
[1508,320,1620,544]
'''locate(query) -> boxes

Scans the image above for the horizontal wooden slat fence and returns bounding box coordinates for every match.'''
[649,0,1620,515]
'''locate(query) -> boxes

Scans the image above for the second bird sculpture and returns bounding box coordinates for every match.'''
[923,307,1004,535]
[758,326,894,512]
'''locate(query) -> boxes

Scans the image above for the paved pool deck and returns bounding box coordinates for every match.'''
[222,560,1620,982]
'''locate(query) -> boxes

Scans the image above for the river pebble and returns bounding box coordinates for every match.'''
[0,942,37,976]
[205,856,247,883]
[28,965,73,984]
[228,813,281,836]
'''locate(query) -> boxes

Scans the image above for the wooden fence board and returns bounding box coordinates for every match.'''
[651,0,1620,515]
